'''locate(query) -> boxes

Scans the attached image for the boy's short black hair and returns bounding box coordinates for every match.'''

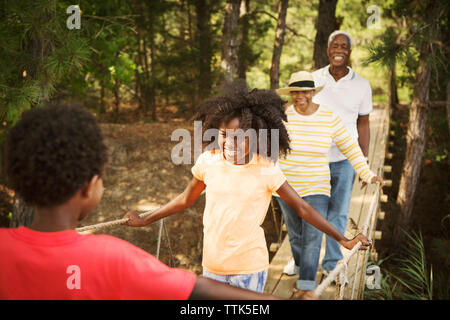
[6,104,108,208]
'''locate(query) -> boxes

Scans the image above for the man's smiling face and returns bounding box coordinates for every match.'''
[327,34,351,68]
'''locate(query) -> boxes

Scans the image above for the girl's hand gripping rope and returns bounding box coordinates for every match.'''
[124,211,147,227]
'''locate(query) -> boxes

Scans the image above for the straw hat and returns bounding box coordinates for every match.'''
[276,71,323,96]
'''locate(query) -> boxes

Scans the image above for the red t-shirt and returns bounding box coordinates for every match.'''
[0,227,197,300]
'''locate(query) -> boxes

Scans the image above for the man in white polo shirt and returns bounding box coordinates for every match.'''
[312,30,372,276]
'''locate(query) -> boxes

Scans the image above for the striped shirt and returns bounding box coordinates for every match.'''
[277,104,375,197]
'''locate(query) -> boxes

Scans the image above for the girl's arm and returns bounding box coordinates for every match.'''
[275,181,371,251]
[124,177,205,227]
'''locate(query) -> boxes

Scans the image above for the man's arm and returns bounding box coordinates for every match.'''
[357,114,370,157]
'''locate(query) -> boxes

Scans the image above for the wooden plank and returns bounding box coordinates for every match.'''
[358,107,389,298]
[344,106,389,299]
[271,273,295,298]
[341,108,385,299]
[347,108,382,229]
[268,235,336,299]
[264,235,292,294]
[346,108,382,243]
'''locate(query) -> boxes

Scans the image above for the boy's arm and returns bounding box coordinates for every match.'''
[124,176,205,227]
[189,277,278,300]
[275,182,371,251]
[188,277,318,300]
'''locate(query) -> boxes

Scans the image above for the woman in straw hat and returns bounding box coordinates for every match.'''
[274,71,384,296]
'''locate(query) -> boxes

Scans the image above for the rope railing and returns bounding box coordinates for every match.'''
[75,208,159,233]
[314,181,381,299]
[75,207,172,261]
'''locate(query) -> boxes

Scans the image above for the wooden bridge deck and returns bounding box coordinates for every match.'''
[264,105,390,299]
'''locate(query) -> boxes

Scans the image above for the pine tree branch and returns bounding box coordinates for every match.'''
[252,9,313,42]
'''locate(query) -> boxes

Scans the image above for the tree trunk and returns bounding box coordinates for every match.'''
[149,33,156,121]
[269,0,289,90]
[446,81,450,134]
[142,36,151,113]
[237,0,250,80]
[99,78,106,114]
[395,46,432,242]
[388,63,399,111]
[195,0,213,99]
[113,79,120,114]
[221,0,241,83]
[10,197,34,228]
[135,32,143,110]
[312,0,339,70]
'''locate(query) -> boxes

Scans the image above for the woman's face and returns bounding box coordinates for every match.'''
[218,117,251,165]
[290,90,315,109]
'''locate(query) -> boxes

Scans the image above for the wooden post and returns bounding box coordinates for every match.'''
[270,243,280,252]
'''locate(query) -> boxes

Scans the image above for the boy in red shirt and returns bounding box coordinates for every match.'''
[0,104,315,300]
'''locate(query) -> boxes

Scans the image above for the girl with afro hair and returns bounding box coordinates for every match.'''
[124,81,370,293]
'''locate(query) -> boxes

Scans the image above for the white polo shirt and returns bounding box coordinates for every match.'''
[312,65,372,162]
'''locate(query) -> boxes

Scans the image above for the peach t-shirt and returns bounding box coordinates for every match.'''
[191,150,286,275]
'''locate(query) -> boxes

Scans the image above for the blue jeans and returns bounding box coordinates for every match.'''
[322,159,355,272]
[202,269,268,293]
[276,194,329,291]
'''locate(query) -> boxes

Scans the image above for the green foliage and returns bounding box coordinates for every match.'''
[0,0,91,126]
[2,0,417,120]
[392,231,433,300]
[365,0,449,100]
[364,231,445,300]
[423,103,450,165]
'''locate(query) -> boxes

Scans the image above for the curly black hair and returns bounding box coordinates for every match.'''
[6,104,108,208]
[194,80,291,160]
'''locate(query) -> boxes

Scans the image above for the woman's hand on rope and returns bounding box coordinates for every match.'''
[370,175,384,188]
[341,233,371,251]
[361,175,384,189]
[123,211,146,227]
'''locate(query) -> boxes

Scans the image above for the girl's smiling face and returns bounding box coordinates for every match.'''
[218,117,251,165]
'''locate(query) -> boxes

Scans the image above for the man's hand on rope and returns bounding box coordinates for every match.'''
[123,211,146,227]
[341,233,371,251]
